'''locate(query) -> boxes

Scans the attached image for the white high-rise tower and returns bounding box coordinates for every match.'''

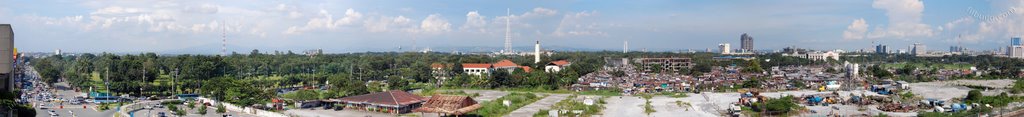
[535,41,541,63]
[504,8,512,54]
[623,40,628,53]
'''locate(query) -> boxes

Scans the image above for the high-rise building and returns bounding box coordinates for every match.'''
[741,33,753,52]
[949,46,967,53]
[875,44,887,54]
[718,43,731,54]
[0,24,12,92]
[1009,37,1024,58]
[1009,46,1024,58]
[1013,37,1022,46]
[912,43,926,56]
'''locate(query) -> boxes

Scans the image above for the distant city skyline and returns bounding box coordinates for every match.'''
[1,0,1023,54]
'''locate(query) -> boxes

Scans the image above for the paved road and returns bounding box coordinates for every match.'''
[503,94,569,117]
[23,66,118,117]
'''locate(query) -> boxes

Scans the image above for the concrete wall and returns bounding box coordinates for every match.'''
[206,97,289,117]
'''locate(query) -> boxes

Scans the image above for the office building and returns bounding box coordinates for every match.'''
[949,46,967,53]
[875,44,887,54]
[912,43,926,56]
[1009,46,1024,58]
[741,33,753,52]
[1010,37,1024,58]
[719,43,731,54]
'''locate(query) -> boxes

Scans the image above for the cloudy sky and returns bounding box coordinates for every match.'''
[1,0,1022,53]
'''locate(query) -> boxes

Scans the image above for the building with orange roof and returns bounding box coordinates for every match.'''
[462,63,492,75]
[545,60,572,72]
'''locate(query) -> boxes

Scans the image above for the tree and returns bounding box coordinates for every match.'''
[741,77,763,88]
[216,104,226,113]
[752,95,799,115]
[967,90,982,101]
[743,60,764,73]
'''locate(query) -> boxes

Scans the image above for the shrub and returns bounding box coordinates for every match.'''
[216,104,226,113]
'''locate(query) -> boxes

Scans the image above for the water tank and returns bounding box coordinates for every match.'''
[0,24,12,74]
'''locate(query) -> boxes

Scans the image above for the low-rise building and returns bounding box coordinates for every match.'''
[462,64,492,76]
[337,90,428,114]
[545,60,571,72]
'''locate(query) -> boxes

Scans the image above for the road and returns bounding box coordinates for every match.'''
[22,66,117,117]
[503,93,569,117]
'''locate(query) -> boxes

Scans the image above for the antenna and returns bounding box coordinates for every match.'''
[504,8,512,54]
[222,21,227,56]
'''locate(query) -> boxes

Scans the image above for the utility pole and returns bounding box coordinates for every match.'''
[172,68,178,95]
[141,68,146,96]
[105,68,109,96]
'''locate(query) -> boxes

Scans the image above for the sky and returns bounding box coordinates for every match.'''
[0,0,1022,54]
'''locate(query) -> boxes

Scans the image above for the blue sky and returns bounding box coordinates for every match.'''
[0,0,1020,53]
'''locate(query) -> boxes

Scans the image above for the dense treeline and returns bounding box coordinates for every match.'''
[28,50,639,104]
[844,54,1024,79]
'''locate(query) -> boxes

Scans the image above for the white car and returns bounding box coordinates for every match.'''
[48,110,57,116]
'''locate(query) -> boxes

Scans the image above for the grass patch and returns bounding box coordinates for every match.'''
[535,95,606,117]
[468,92,544,117]
[575,88,623,96]
[656,92,688,98]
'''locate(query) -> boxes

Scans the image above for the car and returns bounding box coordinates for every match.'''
[146,105,153,110]
[48,110,57,116]
[158,112,167,117]
[155,103,164,108]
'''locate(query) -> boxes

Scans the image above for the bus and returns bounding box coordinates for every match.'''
[92,96,120,103]
[176,94,200,101]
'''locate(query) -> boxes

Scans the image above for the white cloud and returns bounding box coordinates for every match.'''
[460,11,488,33]
[335,9,363,27]
[417,14,451,33]
[859,0,936,39]
[553,11,606,37]
[363,15,413,32]
[842,18,868,40]
[460,7,561,34]
[525,7,557,17]
[284,8,363,34]
[183,4,219,14]
[91,6,142,15]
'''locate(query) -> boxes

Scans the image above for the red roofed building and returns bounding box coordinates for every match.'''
[493,59,520,72]
[462,63,492,76]
[545,60,572,72]
[337,90,428,114]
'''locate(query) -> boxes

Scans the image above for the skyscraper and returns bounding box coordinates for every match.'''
[875,44,887,54]
[1013,37,1022,46]
[740,33,753,52]
[1009,37,1024,58]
